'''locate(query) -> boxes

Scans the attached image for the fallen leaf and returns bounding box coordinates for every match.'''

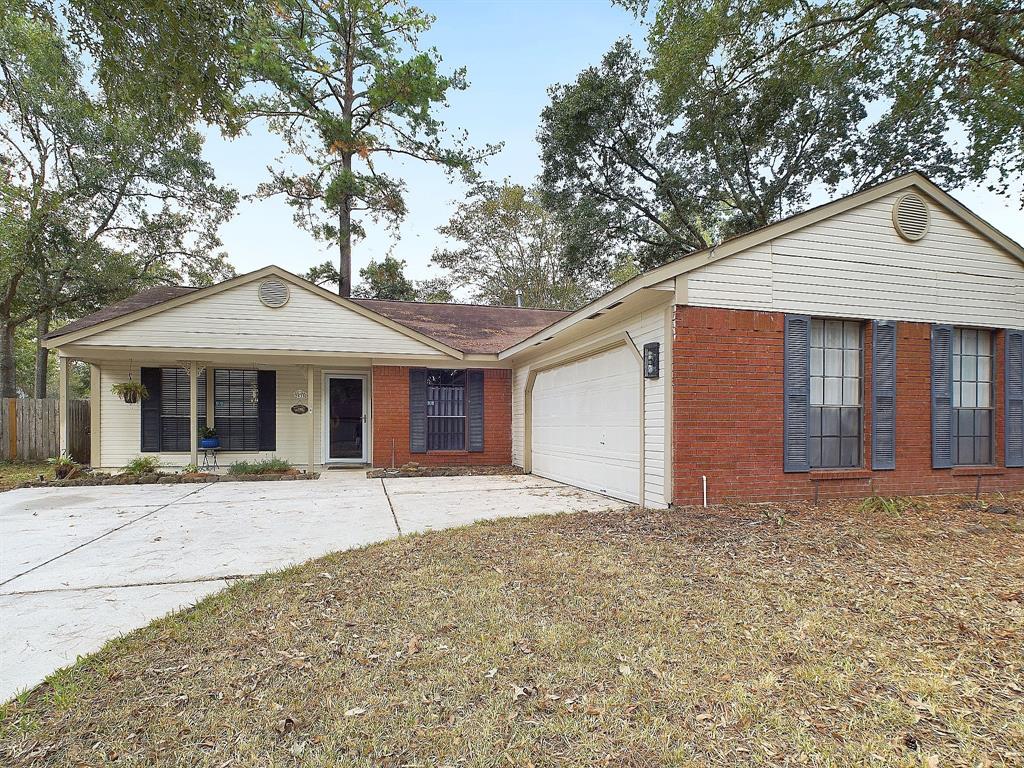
[344,707,367,718]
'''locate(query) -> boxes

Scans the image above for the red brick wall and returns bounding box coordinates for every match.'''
[672,306,1024,505]
[371,366,512,467]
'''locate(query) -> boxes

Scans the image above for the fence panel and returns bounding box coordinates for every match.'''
[0,398,90,463]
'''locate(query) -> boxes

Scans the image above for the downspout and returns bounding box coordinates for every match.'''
[625,331,646,508]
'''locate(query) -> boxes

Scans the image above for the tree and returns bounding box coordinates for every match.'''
[539,25,968,274]
[0,4,236,396]
[433,182,594,310]
[352,255,417,301]
[638,0,1024,202]
[242,0,497,297]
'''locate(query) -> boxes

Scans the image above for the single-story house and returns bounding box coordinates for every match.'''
[45,173,1024,506]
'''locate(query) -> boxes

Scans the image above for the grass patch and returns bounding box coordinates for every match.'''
[0,461,51,490]
[2,494,1023,766]
[227,457,293,475]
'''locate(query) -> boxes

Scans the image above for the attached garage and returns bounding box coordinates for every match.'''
[529,344,642,502]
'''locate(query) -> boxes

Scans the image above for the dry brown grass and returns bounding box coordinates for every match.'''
[2,494,1023,767]
[0,461,51,491]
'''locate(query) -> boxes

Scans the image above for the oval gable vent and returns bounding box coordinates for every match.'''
[892,192,930,241]
[258,278,290,308]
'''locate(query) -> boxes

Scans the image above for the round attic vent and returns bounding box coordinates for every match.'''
[892,192,930,241]
[258,278,290,308]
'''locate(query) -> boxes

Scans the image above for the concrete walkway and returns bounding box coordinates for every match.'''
[0,471,623,700]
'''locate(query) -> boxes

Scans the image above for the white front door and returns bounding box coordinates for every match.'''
[530,345,641,502]
[324,375,368,463]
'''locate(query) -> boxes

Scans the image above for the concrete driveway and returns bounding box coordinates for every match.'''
[0,471,624,700]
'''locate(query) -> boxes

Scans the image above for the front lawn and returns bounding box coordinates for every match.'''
[0,461,51,490]
[2,495,1023,767]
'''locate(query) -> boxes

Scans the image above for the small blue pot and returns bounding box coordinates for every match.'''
[199,437,220,449]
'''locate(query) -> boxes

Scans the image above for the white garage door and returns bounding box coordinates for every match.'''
[531,344,641,502]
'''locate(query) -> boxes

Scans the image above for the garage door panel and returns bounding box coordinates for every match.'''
[531,345,640,502]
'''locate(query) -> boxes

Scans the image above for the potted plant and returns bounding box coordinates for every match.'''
[199,425,219,449]
[111,380,148,404]
[48,454,80,480]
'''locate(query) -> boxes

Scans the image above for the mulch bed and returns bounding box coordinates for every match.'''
[367,463,525,478]
[14,471,319,489]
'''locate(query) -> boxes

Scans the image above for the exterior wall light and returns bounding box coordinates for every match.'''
[643,341,660,379]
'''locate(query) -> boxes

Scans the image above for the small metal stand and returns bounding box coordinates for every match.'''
[200,447,220,471]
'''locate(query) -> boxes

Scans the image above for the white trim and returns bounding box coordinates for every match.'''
[322,371,370,464]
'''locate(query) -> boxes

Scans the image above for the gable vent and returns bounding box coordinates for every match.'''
[892,192,930,241]
[258,278,290,308]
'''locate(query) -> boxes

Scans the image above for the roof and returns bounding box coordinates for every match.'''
[351,298,569,354]
[45,280,568,354]
[47,286,198,340]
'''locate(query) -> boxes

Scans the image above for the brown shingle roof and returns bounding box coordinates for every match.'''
[45,282,568,354]
[46,286,198,340]
[351,298,569,354]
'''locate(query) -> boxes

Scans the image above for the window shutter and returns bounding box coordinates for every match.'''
[140,367,161,452]
[257,370,276,451]
[1006,330,1024,468]
[931,324,954,468]
[871,320,897,470]
[783,314,811,472]
[468,369,484,452]
[409,368,427,453]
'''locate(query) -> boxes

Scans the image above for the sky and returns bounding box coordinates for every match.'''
[202,0,1024,286]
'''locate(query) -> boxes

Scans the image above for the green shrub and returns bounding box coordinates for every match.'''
[181,464,200,474]
[227,457,293,475]
[122,456,161,475]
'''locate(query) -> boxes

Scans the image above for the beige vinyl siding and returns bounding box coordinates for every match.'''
[98,363,330,470]
[512,305,668,508]
[77,281,445,356]
[686,192,1024,327]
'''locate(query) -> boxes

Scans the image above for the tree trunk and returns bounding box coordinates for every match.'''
[34,310,51,398]
[0,322,17,398]
[338,10,355,298]
[339,203,352,297]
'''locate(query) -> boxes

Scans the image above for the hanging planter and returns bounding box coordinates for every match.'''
[111,380,148,404]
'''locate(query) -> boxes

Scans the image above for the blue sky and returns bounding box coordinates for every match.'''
[203,0,1023,284]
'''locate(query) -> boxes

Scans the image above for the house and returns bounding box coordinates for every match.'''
[44,173,1024,506]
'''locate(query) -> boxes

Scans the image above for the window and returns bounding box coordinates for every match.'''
[214,369,259,451]
[809,319,862,468]
[160,368,206,452]
[426,369,466,450]
[953,328,992,464]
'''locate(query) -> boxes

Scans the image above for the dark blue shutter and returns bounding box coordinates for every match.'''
[468,369,484,452]
[409,368,427,453]
[1006,330,1024,468]
[140,367,161,452]
[872,320,897,470]
[257,370,276,451]
[783,314,811,472]
[931,325,954,468]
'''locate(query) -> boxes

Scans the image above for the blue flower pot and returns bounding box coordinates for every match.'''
[199,437,219,449]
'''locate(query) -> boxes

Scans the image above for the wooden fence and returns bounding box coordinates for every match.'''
[0,398,90,464]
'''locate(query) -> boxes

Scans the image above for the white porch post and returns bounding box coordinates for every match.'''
[205,366,215,429]
[58,354,71,457]
[306,364,315,471]
[189,361,199,466]
[90,363,101,467]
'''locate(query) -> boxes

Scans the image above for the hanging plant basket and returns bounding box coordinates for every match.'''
[111,381,149,404]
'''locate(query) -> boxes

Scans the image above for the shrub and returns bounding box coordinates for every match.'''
[181,464,200,474]
[123,456,161,475]
[858,495,927,516]
[227,457,293,475]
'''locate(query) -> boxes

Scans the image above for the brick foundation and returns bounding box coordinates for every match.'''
[672,306,1024,504]
[371,366,512,467]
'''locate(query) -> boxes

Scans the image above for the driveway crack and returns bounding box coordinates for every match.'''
[380,478,402,535]
[0,483,215,589]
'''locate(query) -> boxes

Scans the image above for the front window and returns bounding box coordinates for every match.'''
[426,369,465,450]
[809,319,862,468]
[214,369,259,451]
[953,328,992,464]
[160,367,206,452]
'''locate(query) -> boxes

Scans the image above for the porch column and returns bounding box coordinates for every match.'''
[58,354,71,457]
[189,361,199,466]
[90,363,101,467]
[306,364,315,471]
[205,366,215,428]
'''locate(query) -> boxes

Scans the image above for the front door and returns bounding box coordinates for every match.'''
[326,376,366,462]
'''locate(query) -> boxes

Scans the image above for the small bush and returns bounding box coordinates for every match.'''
[858,495,927,516]
[180,464,200,474]
[227,457,293,475]
[123,456,161,475]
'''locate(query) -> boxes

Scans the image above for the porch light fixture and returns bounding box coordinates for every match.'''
[643,342,660,379]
